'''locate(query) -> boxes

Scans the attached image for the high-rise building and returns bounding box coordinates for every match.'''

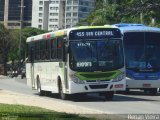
[32,0,65,31]
[0,0,32,29]
[0,0,5,23]
[32,0,95,31]
[65,0,95,28]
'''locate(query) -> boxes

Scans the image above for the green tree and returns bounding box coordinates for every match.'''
[115,0,160,26]
[83,3,120,25]
[8,27,47,64]
[21,27,48,61]
[0,24,11,75]
[80,0,160,27]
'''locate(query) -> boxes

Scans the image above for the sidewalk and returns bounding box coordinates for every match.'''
[0,89,104,114]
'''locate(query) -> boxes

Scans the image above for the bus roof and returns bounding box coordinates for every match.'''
[26,25,117,42]
[112,23,160,33]
[26,29,67,42]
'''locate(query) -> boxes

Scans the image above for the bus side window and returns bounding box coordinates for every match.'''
[26,43,30,63]
[46,39,51,60]
[40,40,46,60]
[51,38,57,60]
[27,42,34,63]
[35,41,40,61]
[57,37,63,60]
[31,47,34,63]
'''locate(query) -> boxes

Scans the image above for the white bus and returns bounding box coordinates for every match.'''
[26,26,125,100]
[114,23,160,95]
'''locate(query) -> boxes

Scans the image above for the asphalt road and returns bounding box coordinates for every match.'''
[1,75,160,115]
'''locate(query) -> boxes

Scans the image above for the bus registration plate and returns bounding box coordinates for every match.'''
[143,84,151,88]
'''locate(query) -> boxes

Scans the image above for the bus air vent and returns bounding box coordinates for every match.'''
[89,84,108,89]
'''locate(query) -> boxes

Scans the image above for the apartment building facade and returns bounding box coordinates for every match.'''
[0,0,32,29]
[65,0,95,28]
[32,0,95,31]
[32,0,65,31]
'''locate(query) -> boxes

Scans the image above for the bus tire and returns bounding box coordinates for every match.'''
[37,78,45,96]
[124,88,130,94]
[104,91,114,101]
[149,88,157,96]
[58,79,67,100]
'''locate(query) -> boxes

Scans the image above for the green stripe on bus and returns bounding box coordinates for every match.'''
[75,70,122,81]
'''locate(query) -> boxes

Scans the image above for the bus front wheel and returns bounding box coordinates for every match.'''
[104,91,114,100]
[37,79,45,96]
[58,80,67,100]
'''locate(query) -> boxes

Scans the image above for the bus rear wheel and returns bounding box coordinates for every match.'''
[104,91,114,100]
[37,80,45,96]
[58,81,67,100]
[149,88,157,96]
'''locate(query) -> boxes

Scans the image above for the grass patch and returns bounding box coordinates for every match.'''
[0,103,93,120]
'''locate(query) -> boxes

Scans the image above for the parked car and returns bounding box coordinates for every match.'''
[21,66,26,79]
[11,70,18,78]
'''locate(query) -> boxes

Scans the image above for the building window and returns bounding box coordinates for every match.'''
[50,13,58,16]
[50,7,58,11]
[49,25,58,31]
[67,0,72,5]
[49,19,58,22]
[39,19,42,23]
[73,6,78,11]
[50,1,55,4]
[66,25,71,28]
[66,13,71,17]
[73,12,78,17]
[73,0,78,5]
[39,13,43,17]
[49,25,54,28]
[39,7,43,11]
[79,6,88,12]
[50,1,59,4]
[39,1,43,5]
[38,25,42,29]
[66,6,72,11]
[66,19,71,23]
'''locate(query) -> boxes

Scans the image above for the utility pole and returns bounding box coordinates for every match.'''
[18,0,25,71]
[4,0,9,28]
[140,0,143,24]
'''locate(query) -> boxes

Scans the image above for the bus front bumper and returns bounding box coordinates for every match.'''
[126,78,160,89]
[67,80,126,94]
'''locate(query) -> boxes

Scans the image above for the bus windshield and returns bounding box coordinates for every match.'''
[124,32,160,72]
[69,39,124,72]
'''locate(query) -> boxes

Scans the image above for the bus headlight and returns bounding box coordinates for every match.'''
[112,74,125,82]
[70,74,85,84]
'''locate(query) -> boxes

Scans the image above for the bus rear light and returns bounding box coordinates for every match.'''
[114,84,123,88]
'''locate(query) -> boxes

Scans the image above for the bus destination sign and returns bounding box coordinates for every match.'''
[69,28,121,40]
